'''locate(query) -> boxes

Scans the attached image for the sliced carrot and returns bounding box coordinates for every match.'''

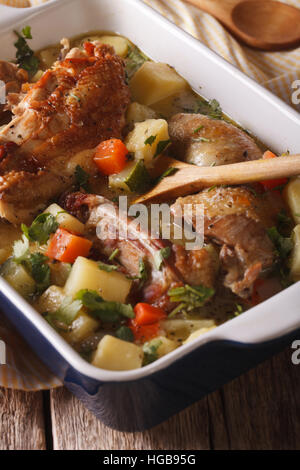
[46,228,92,264]
[94,139,129,175]
[260,150,288,191]
[262,150,277,160]
[134,303,167,326]
[129,321,160,343]
[84,41,95,56]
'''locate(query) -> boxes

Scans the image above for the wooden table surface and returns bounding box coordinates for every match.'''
[0,346,299,450]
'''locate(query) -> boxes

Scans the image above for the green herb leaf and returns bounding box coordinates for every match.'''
[109,249,120,261]
[125,160,152,193]
[98,261,118,272]
[194,98,223,120]
[75,165,91,192]
[29,253,51,293]
[168,284,215,317]
[125,45,148,79]
[267,226,293,259]
[154,140,171,159]
[158,167,179,182]
[154,247,171,271]
[138,258,148,285]
[143,339,162,366]
[75,289,135,323]
[22,213,59,245]
[144,135,157,146]
[116,326,134,343]
[192,137,211,143]
[14,27,39,76]
[193,125,204,134]
[51,296,82,326]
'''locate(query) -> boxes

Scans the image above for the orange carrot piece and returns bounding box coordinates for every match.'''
[46,228,92,264]
[94,139,129,175]
[129,321,160,343]
[134,303,167,326]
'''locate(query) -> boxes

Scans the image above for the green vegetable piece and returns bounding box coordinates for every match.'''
[14,26,39,76]
[143,339,162,366]
[75,165,91,192]
[144,135,157,146]
[168,284,215,317]
[98,261,118,272]
[116,326,134,343]
[125,160,152,193]
[22,213,59,245]
[154,139,171,159]
[154,247,171,271]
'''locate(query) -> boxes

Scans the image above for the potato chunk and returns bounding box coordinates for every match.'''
[290,225,300,281]
[125,119,170,168]
[64,257,132,303]
[97,35,129,57]
[126,102,157,127]
[184,326,216,344]
[284,177,300,224]
[130,62,187,106]
[44,203,85,235]
[92,335,143,371]
[155,336,178,358]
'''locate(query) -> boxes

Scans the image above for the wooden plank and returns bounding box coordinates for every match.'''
[0,388,46,450]
[50,387,210,450]
[50,347,300,450]
[208,348,300,450]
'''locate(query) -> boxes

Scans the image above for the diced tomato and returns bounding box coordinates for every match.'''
[129,321,160,343]
[84,41,95,56]
[94,139,129,175]
[46,228,92,264]
[134,303,167,325]
[260,150,288,191]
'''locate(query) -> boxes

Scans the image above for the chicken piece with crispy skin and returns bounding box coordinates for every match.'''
[168,113,263,167]
[62,192,218,312]
[171,186,279,298]
[0,44,130,224]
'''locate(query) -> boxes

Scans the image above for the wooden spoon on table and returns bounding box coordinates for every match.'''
[183,0,300,51]
[135,155,300,204]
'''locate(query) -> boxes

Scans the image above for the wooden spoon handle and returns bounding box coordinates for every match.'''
[136,155,300,203]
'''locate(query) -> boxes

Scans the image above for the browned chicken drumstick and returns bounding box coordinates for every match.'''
[0,44,130,225]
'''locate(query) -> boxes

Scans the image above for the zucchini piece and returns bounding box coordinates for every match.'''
[161,319,216,344]
[0,258,35,298]
[284,177,300,224]
[109,160,151,193]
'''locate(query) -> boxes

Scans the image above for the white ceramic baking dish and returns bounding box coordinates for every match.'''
[0,0,299,431]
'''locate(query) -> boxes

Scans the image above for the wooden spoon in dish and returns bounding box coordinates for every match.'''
[135,155,300,204]
[183,0,300,51]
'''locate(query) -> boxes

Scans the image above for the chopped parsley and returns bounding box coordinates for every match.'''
[14,26,39,76]
[143,339,162,366]
[194,98,223,120]
[267,226,293,259]
[116,326,134,343]
[45,296,82,328]
[109,249,120,261]
[168,284,215,317]
[193,125,204,134]
[75,289,134,323]
[138,258,148,285]
[98,261,118,272]
[154,247,171,271]
[234,304,244,317]
[158,167,179,182]
[125,45,148,79]
[154,140,171,159]
[145,135,157,146]
[21,213,59,245]
[12,238,51,294]
[192,137,211,143]
[75,165,91,192]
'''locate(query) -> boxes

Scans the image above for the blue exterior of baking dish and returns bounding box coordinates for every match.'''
[1,287,299,432]
[0,0,299,432]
